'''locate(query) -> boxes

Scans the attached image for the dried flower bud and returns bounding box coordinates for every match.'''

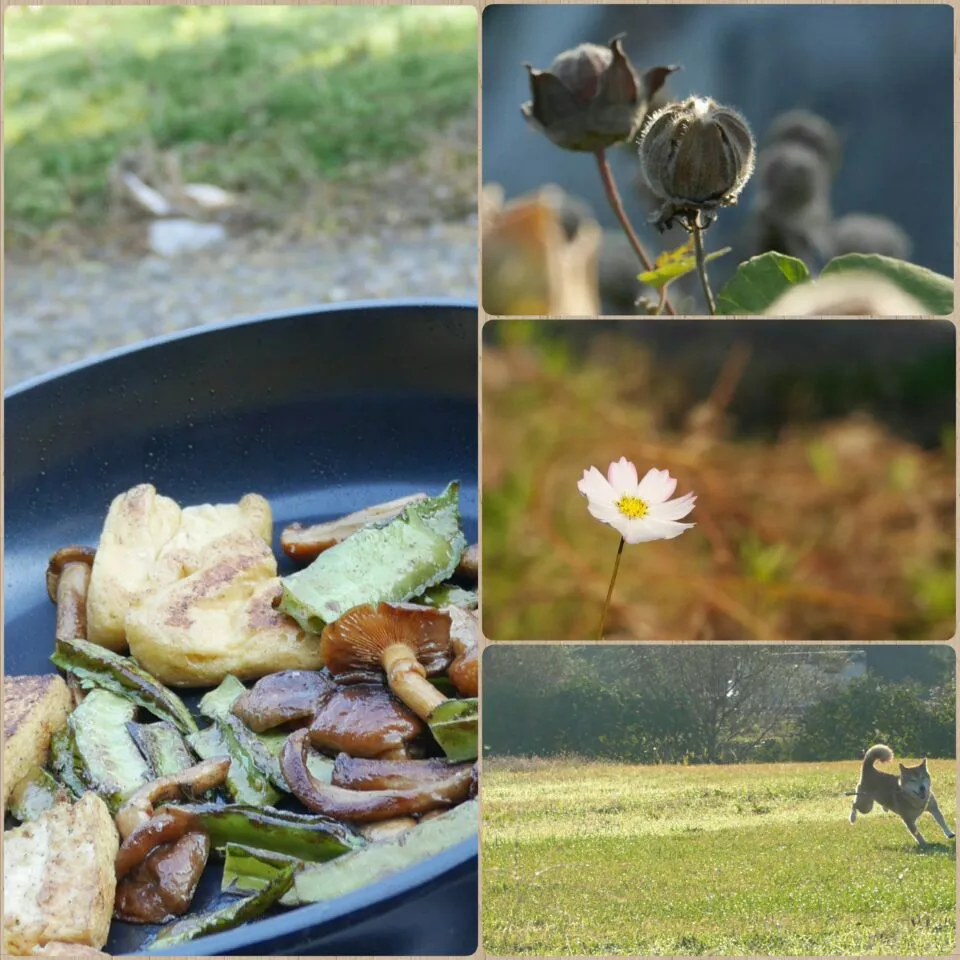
[830,213,912,260]
[639,96,756,231]
[754,140,831,217]
[522,37,677,153]
[764,109,842,176]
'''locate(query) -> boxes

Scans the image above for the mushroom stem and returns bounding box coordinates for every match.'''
[115,758,231,840]
[55,563,91,641]
[46,546,96,644]
[381,643,448,720]
[332,754,469,792]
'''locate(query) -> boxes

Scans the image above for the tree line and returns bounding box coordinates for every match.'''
[482,645,955,763]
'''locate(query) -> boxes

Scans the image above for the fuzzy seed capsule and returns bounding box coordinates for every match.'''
[639,96,756,230]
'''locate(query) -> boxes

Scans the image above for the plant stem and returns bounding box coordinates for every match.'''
[597,536,626,641]
[594,149,675,316]
[692,213,716,315]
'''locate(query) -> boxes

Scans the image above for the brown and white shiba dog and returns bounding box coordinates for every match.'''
[847,744,955,846]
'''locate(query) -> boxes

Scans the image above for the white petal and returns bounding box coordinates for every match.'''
[587,501,623,525]
[647,492,697,522]
[621,516,695,544]
[578,466,616,507]
[636,468,678,504]
[606,457,639,496]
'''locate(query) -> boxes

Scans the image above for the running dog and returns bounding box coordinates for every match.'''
[847,744,955,846]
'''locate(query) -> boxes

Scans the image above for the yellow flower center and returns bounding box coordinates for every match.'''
[616,495,648,519]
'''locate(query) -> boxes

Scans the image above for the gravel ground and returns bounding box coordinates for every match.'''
[4,220,478,388]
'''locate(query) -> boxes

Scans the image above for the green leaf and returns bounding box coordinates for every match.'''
[283,800,478,906]
[278,481,466,632]
[149,863,296,948]
[51,636,198,735]
[715,252,810,315]
[638,240,732,291]
[427,698,478,761]
[821,253,953,315]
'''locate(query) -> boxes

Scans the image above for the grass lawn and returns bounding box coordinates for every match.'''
[4,5,477,240]
[482,758,957,955]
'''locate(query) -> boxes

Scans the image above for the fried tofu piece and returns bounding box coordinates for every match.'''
[2,675,72,806]
[2,793,119,956]
[126,529,322,687]
[31,943,111,956]
[86,484,272,651]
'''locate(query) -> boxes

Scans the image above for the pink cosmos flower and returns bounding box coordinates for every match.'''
[577,457,696,544]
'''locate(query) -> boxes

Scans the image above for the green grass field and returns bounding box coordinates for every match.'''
[4,5,477,240]
[482,758,957,956]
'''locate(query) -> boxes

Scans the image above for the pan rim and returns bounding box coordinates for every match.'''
[4,296,476,399]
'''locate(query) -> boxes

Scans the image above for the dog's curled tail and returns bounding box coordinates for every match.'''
[863,744,894,768]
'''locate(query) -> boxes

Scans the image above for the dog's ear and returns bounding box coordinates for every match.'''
[899,762,907,773]
[921,757,928,767]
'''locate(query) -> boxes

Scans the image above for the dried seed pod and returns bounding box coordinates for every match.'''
[754,140,832,218]
[639,96,756,231]
[830,213,912,260]
[521,37,677,153]
[764,109,842,176]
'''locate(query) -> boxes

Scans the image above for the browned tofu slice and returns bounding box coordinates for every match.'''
[3,675,72,805]
[2,793,119,955]
[31,943,111,956]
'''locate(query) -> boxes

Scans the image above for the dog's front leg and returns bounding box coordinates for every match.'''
[926,794,955,839]
[902,816,927,846]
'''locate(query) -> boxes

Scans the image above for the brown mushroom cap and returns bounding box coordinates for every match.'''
[309,683,425,759]
[446,607,479,698]
[116,810,199,880]
[232,670,334,732]
[45,545,96,603]
[320,603,453,683]
[114,830,210,924]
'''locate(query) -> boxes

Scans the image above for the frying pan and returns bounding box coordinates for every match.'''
[3,299,479,956]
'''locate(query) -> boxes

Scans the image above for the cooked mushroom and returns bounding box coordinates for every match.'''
[47,546,97,706]
[231,670,334,732]
[115,758,230,839]
[114,831,211,924]
[455,543,479,582]
[447,607,479,698]
[321,603,454,720]
[281,493,427,563]
[112,758,230,921]
[309,684,425,760]
[358,817,419,842]
[116,809,196,879]
[47,546,97,642]
[332,754,470,791]
[281,729,474,822]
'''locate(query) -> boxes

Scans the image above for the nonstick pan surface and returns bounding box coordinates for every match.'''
[3,299,479,956]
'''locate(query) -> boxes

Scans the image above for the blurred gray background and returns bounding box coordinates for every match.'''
[483,4,954,291]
